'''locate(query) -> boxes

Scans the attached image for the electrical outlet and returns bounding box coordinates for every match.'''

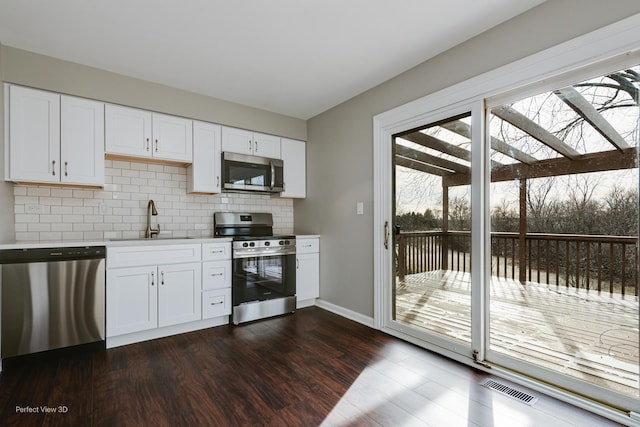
[26,204,43,214]
[356,202,364,215]
[99,202,107,215]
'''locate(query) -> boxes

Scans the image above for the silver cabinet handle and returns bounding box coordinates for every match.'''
[216,176,220,187]
[151,271,155,286]
[210,249,224,254]
[249,140,252,152]
[210,272,224,277]
[64,161,68,177]
[146,138,150,151]
[255,141,258,152]
[210,301,224,305]
[296,258,299,269]
[52,160,56,176]
[155,139,158,152]
[161,271,164,285]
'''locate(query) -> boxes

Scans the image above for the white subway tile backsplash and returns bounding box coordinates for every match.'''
[13,163,294,242]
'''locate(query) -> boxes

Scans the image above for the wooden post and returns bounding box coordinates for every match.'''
[519,178,527,282]
[442,184,449,270]
[398,234,406,280]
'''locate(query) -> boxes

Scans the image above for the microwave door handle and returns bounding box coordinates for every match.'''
[270,161,275,190]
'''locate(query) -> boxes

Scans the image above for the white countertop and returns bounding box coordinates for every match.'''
[0,237,233,251]
[0,235,321,250]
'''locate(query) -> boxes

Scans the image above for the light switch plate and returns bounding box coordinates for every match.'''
[356,202,364,215]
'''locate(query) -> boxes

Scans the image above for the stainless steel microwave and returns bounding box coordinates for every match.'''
[222,152,284,193]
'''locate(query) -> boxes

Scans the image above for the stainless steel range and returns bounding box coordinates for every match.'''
[214,212,296,325]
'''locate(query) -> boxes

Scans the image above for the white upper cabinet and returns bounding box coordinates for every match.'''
[187,121,222,194]
[280,138,306,198]
[6,85,60,183]
[152,113,193,162]
[60,95,105,186]
[105,104,151,157]
[221,126,281,159]
[5,85,104,187]
[105,104,193,163]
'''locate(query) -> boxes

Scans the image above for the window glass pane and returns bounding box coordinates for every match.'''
[489,65,639,399]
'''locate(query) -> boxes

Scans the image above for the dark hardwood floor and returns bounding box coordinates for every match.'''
[0,307,623,426]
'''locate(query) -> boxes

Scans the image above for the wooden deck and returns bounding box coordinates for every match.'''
[395,270,639,397]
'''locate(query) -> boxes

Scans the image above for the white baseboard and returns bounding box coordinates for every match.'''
[296,298,316,309]
[314,299,375,328]
[107,316,229,348]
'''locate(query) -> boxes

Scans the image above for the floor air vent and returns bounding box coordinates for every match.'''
[481,379,538,406]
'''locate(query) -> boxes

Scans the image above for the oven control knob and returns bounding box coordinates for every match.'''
[279,240,284,245]
[242,242,248,248]
[285,240,290,245]
[264,241,270,247]
[249,242,255,247]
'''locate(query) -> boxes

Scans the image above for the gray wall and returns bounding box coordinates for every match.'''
[298,0,640,317]
[0,45,306,243]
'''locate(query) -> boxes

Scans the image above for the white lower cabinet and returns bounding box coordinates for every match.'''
[106,266,158,336]
[106,241,232,345]
[201,242,232,318]
[202,288,232,319]
[158,262,202,327]
[296,237,320,306]
[106,261,201,336]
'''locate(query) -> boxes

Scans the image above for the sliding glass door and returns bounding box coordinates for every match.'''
[486,65,639,409]
[390,108,479,358]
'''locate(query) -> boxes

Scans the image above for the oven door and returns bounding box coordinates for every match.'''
[232,252,296,305]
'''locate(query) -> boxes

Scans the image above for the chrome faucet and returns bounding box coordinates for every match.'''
[145,199,160,238]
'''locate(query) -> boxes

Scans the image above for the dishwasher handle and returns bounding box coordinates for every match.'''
[0,246,106,264]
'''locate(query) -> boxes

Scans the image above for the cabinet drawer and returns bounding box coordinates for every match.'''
[296,238,319,254]
[107,244,201,268]
[202,289,231,319]
[202,260,231,290]
[202,242,231,261]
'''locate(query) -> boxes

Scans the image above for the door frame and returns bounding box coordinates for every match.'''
[373,12,640,422]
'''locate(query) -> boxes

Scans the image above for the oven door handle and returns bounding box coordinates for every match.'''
[233,250,296,259]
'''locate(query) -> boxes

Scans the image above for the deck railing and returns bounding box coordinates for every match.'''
[396,231,639,297]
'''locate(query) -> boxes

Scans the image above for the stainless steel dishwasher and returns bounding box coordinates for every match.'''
[0,246,106,359]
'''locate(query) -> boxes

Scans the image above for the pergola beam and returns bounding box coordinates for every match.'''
[441,120,537,165]
[554,86,631,151]
[398,131,502,168]
[395,144,470,174]
[442,148,637,187]
[492,105,581,159]
[395,156,455,177]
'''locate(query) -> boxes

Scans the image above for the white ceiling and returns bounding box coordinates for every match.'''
[0,0,546,119]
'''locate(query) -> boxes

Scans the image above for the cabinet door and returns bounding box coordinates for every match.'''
[188,121,221,193]
[158,262,201,327]
[253,132,281,159]
[152,113,193,162]
[60,95,105,186]
[280,138,306,198]
[296,253,319,302]
[105,104,152,157]
[7,85,60,183]
[106,266,158,336]
[221,126,253,155]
